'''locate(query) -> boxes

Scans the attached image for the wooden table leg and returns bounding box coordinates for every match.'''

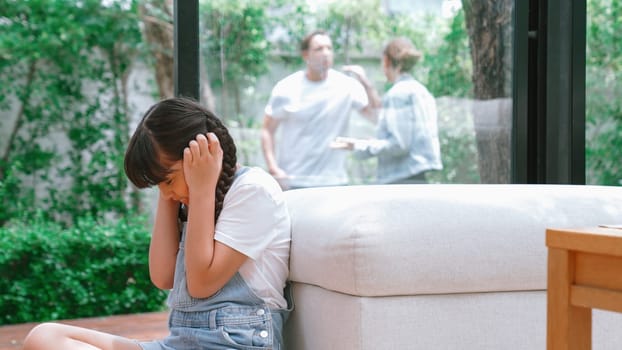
[547,248,592,350]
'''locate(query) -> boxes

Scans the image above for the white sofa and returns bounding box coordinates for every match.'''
[282,184,622,349]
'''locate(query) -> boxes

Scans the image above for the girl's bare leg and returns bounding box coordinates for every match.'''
[23,322,142,350]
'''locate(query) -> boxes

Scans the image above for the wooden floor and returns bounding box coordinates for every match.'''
[0,311,169,350]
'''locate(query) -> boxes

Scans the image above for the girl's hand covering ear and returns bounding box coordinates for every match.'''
[183,133,223,197]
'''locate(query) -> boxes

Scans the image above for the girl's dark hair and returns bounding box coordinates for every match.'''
[124,97,237,221]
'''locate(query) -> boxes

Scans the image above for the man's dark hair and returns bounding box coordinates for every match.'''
[300,29,329,52]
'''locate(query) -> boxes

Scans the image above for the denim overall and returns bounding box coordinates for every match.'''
[140,168,292,350]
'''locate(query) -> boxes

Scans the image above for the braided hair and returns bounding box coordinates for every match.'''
[124,97,237,222]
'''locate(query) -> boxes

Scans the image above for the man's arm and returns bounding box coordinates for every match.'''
[260,115,287,178]
[343,65,382,123]
[358,77,382,123]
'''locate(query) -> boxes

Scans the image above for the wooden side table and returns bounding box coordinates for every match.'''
[546,226,622,350]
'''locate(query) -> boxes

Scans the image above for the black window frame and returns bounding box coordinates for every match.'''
[513,0,586,184]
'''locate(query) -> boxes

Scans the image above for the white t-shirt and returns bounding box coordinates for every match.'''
[265,69,368,187]
[215,166,291,308]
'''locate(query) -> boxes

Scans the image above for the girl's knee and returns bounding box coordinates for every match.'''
[23,323,63,349]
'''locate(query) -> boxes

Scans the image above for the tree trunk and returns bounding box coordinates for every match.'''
[139,0,175,99]
[462,0,513,183]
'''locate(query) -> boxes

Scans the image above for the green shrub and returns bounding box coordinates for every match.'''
[0,215,167,325]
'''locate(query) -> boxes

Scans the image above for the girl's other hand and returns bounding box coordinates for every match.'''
[183,133,223,197]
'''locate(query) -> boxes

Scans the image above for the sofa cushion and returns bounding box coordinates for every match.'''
[284,184,622,296]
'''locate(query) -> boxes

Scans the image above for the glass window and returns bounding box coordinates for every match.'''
[199,0,514,187]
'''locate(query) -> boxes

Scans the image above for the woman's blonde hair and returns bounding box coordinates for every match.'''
[383,37,422,73]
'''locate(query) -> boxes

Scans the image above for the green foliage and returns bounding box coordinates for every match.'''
[315,0,385,63]
[586,0,622,185]
[424,9,472,98]
[201,0,271,87]
[0,215,167,325]
[0,0,142,225]
[201,0,275,119]
[0,161,34,224]
[266,0,311,60]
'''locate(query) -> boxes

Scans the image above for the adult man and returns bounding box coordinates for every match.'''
[261,30,380,189]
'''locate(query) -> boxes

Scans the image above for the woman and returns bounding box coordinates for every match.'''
[339,37,443,184]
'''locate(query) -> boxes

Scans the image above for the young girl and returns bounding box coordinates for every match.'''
[23,97,292,350]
